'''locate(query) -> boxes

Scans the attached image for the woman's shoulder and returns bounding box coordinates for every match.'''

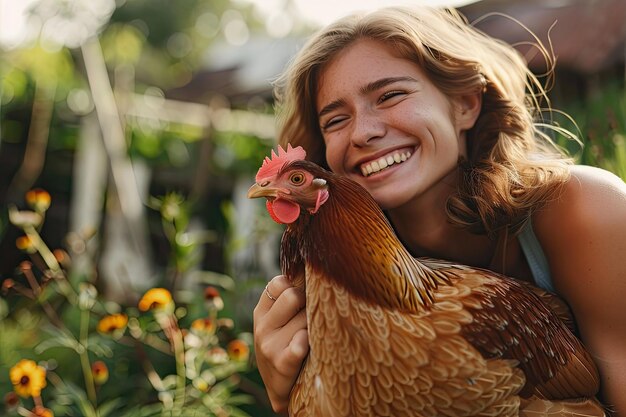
[536,165,626,231]
[532,164,626,299]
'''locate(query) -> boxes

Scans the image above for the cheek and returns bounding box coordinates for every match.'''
[324,140,347,174]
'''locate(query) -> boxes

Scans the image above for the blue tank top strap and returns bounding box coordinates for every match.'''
[517,220,555,292]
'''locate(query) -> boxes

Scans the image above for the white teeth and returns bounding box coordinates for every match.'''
[360,150,412,177]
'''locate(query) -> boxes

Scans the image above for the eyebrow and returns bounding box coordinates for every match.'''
[317,76,418,119]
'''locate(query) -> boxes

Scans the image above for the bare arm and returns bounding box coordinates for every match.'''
[253,275,309,414]
[536,166,626,416]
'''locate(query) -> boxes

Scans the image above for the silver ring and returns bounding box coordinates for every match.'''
[264,285,277,301]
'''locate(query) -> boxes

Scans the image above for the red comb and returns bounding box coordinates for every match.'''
[256,144,306,182]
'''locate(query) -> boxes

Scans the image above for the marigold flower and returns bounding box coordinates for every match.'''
[191,317,216,334]
[204,286,224,311]
[32,406,54,417]
[25,189,51,212]
[97,313,128,334]
[138,288,173,311]
[9,359,47,398]
[91,361,109,385]
[227,339,250,362]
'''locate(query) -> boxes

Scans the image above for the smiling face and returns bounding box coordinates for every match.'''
[316,38,479,210]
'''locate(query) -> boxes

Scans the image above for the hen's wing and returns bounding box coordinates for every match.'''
[421,259,600,400]
[520,397,607,417]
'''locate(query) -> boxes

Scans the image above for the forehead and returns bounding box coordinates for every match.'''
[316,38,422,105]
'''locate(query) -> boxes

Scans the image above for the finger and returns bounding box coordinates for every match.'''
[262,286,306,330]
[278,307,307,339]
[256,275,292,311]
[255,304,307,358]
[289,328,309,359]
[275,328,309,376]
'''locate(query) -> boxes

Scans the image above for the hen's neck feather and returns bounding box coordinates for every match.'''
[282,171,449,312]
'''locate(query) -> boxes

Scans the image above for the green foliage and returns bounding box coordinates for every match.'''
[555,81,626,179]
[1,191,254,417]
[212,131,274,175]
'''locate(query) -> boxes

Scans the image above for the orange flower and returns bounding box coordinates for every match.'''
[16,235,35,252]
[191,317,216,335]
[32,406,54,417]
[9,359,47,398]
[25,189,51,212]
[97,313,128,334]
[227,339,250,362]
[138,288,173,311]
[91,361,109,385]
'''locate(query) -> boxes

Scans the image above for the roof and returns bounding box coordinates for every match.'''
[458,0,626,73]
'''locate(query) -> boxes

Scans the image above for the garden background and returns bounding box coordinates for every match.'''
[1,0,625,416]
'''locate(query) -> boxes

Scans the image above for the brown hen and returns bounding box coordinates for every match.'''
[248,145,605,417]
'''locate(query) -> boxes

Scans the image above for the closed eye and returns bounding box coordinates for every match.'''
[378,90,405,103]
[321,115,348,132]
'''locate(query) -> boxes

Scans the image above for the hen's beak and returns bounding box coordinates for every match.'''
[247,183,278,199]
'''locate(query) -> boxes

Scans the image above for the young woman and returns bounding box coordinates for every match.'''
[253,6,626,415]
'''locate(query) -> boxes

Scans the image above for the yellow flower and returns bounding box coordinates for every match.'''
[227,339,250,362]
[9,359,47,398]
[91,361,109,385]
[25,189,51,212]
[97,313,128,334]
[138,288,173,311]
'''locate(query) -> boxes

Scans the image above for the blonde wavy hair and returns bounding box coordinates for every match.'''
[273,6,573,236]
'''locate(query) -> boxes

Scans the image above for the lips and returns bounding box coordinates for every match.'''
[359,149,413,177]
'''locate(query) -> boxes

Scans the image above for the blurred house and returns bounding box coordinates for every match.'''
[168,36,305,108]
[458,0,626,99]
[170,0,626,106]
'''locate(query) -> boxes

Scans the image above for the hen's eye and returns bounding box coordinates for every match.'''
[290,172,305,185]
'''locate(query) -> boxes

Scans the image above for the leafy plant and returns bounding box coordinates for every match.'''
[554,81,626,180]
[1,189,253,417]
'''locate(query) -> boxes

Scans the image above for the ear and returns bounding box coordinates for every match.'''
[453,91,482,131]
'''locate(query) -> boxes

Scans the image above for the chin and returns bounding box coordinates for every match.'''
[366,189,412,211]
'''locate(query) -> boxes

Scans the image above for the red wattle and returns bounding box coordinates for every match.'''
[267,199,300,224]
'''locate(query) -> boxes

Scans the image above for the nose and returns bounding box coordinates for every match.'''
[350,108,386,147]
